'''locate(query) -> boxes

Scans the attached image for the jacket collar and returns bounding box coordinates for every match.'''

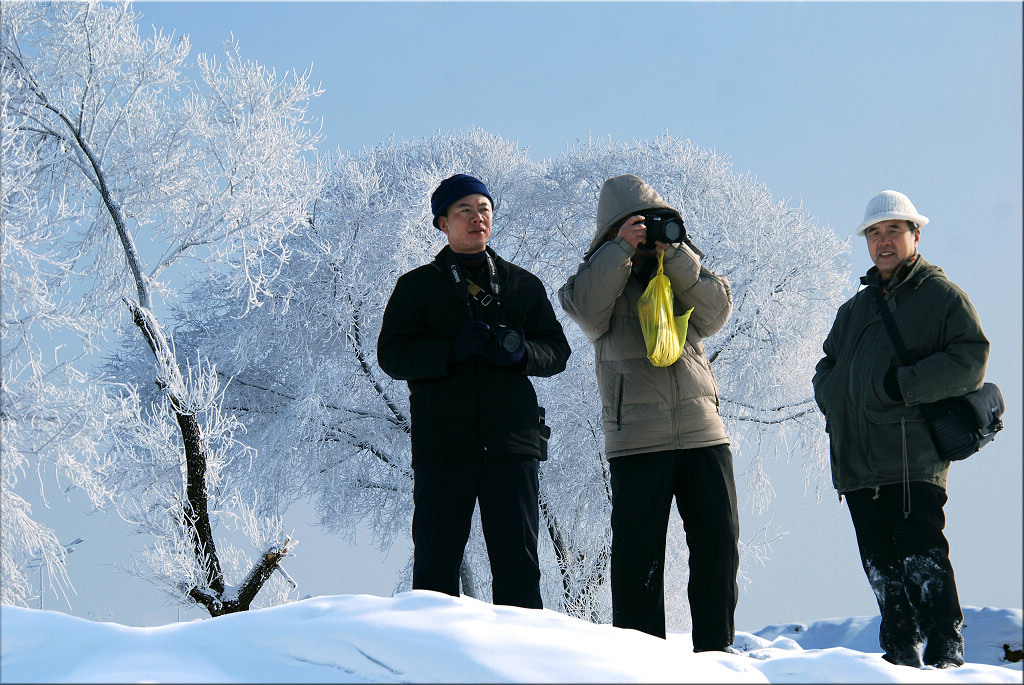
[433,244,501,267]
[861,252,929,293]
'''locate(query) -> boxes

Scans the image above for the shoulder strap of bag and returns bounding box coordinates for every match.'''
[871,285,1004,438]
[868,286,913,365]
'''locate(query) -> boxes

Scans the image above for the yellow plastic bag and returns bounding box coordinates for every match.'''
[637,251,693,367]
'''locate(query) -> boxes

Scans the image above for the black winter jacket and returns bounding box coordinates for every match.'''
[377,246,570,463]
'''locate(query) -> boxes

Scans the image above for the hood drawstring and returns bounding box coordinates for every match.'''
[901,417,911,519]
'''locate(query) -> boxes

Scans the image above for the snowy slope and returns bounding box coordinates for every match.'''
[1,592,1020,683]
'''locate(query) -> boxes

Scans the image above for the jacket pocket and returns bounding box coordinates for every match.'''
[598,372,625,433]
[862,403,933,476]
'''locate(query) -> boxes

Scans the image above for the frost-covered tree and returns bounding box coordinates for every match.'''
[183,129,850,627]
[1,10,136,609]
[1,1,323,614]
[177,129,546,576]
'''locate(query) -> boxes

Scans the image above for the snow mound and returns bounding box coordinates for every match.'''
[1,592,1019,683]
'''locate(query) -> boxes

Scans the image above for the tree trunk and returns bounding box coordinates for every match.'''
[540,497,607,621]
[126,299,288,617]
[4,7,302,619]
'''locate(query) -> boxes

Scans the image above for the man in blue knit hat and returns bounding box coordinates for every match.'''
[378,174,570,608]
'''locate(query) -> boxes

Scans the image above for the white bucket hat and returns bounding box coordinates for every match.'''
[855,190,929,236]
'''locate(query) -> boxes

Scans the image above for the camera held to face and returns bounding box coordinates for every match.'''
[639,210,686,250]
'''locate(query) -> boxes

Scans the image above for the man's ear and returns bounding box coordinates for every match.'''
[437,215,449,235]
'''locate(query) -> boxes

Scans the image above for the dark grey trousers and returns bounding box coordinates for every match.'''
[609,444,739,650]
[846,482,964,668]
[411,453,542,609]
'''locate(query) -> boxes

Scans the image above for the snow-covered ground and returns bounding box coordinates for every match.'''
[1,592,1020,683]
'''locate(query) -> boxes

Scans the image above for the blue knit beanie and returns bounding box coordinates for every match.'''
[431,174,493,228]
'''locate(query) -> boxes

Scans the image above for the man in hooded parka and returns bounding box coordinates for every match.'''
[559,174,739,651]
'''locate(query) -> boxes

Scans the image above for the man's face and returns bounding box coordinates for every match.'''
[438,193,493,254]
[865,219,920,279]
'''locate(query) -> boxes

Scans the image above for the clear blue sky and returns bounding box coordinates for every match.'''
[24,1,1022,629]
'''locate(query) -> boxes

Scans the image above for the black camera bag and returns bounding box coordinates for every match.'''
[919,385,1004,461]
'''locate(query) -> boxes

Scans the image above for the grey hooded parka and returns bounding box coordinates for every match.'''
[558,175,732,458]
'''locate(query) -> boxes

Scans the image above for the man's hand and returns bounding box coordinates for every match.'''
[884,367,903,402]
[617,215,670,254]
[617,215,647,249]
[448,320,491,366]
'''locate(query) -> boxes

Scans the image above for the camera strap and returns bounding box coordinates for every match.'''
[444,248,502,310]
[465,279,495,307]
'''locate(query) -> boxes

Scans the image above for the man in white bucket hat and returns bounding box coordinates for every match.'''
[812,190,990,668]
[854,190,929,280]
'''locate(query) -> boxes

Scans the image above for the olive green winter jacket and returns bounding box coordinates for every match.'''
[812,256,989,494]
[558,175,732,458]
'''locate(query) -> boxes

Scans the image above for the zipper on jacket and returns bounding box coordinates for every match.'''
[901,417,911,519]
[615,375,624,431]
[670,365,682,449]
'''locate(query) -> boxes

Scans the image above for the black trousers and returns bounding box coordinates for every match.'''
[411,454,542,609]
[609,445,739,649]
[846,482,964,667]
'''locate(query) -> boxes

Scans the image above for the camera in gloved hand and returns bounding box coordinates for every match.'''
[486,324,526,367]
[492,325,522,354]
[638,209,686,250]
[449,320,526,368]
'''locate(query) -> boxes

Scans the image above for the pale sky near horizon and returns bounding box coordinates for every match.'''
[14,1,1022,629]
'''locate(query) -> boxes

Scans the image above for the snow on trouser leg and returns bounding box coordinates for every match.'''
[846,488,923,666]
[905,549,965,668]
[898,484,965,669]
[866,556,924,668]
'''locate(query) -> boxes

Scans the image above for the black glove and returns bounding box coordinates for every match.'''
[485,327,526,367]
[883,367,903,402]
[448,321,491,366]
